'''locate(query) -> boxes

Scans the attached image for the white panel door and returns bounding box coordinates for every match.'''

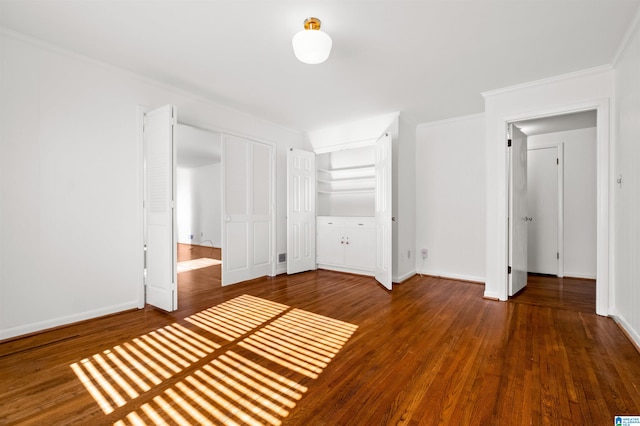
[251,142,273,278]
[222,135,251,285]
[222,134,273,285]
[144,104,177,312]
[509,124,528,296]
[527,147,559,275]
[375,133,392,290]
[287,149,316,274]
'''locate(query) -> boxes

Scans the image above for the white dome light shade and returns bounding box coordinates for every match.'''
[292,18,332,64]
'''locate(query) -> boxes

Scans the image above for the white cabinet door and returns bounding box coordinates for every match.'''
[316,218,345,266]
[344,220,376,271]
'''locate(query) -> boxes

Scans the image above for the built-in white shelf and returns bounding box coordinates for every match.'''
[316,147,376,217]
[317,165,375,180]
[317,177,375,185]
[318,189,375,194]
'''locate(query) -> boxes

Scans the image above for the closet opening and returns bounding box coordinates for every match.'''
[175,124,223,300]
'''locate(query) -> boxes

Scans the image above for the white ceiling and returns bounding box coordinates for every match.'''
[176,124,221,168]
[1,1,638,133]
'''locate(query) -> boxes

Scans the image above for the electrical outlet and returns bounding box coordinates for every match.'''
[408,250,411,259]
[421,248,428,259]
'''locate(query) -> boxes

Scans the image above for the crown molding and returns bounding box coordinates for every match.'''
[612,5,640,67]
[480,65,613,99]
[416,112,485,129]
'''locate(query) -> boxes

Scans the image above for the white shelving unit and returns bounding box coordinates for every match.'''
[316,146,376,217]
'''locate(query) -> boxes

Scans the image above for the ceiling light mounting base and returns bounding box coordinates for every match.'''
[304,17,322,31]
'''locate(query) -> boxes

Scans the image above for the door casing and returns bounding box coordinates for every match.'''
[502,101,608,315]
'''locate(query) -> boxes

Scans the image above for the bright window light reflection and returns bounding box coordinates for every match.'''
[71,294,357,424]
[177,257,221,273]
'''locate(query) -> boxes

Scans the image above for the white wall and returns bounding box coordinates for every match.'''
[176,167,193,244]
[528,128,597,279]
[0,32,305,339]
[393,114,417,283]
[176,164,222,247]
[613,14,640,346]
[482,67,613,314]
[415,114,486,282]
[191,163,221,247]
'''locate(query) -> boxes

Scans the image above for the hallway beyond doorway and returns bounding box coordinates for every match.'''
[509,273,595,313]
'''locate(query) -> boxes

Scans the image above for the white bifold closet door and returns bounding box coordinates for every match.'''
[144,104,177,312]
[222,134,274,286]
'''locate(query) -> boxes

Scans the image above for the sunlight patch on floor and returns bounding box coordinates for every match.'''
[177,258,221,273]
[71,295,358,425]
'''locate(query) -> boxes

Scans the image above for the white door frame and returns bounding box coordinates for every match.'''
[526,142,564,277]
[137,108,277,305]
[502,99,609,316]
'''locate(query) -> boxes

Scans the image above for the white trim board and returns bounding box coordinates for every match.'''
[418,270,485,285]
[611,314,640,351]
[0,301,140,341]
[481,66,612,99]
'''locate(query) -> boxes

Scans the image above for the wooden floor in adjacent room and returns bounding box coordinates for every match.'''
[1,249,639,425]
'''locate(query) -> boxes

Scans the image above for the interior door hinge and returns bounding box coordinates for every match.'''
[508,266,512,274]
[507,139,512,147]
[557,158,559,165]
[557,252,560,259]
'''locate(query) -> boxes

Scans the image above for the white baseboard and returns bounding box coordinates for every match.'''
[0,301,140,341]
[610,313,640,350]
[483,291,503,301]
[419,269,485,284]
[562,272,597,280]
[393,270,416,283]
[317,264,375,277]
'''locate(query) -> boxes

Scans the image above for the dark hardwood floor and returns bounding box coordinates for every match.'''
[509,273,596,313]
[1,247,639,425]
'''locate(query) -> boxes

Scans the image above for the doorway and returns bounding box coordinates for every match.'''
[508,110,598,311]
[175,124,223,294]
[140,105,277,312]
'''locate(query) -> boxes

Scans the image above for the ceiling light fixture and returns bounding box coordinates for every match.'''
[292,17,332,65]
